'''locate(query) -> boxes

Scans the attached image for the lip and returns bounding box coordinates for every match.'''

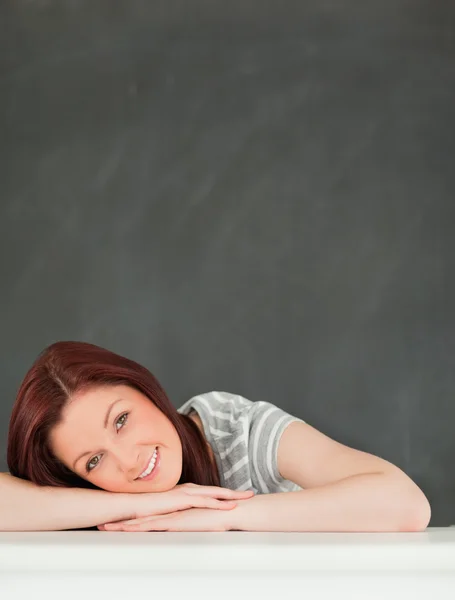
[136,448,160,482]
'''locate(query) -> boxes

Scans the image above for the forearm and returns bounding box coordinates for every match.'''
[0,473,134,531]
[230,472,431,532]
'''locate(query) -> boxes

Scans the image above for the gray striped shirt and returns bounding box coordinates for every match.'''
[178,391,303,494]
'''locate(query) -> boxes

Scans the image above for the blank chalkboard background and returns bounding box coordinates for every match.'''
[1,0,454,526]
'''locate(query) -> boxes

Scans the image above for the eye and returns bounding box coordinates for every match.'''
[86,455,101,473]
[115,412,129,431]
[85,412,130,473]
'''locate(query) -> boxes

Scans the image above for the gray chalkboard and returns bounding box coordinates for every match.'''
[1,0,454,525]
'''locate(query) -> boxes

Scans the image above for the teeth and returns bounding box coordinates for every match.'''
[138,449,158,479]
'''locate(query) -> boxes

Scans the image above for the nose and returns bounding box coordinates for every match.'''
[111,445,140,477]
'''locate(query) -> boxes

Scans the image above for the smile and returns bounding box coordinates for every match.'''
[136,448,159,480]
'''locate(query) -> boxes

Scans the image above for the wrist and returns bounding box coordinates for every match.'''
[226,497,252,531]
[114,492,138,521]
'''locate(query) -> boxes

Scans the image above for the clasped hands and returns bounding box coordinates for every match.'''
[98,483,254,532]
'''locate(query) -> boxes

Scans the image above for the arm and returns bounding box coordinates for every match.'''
[231,422,431,532]
[103,422,431,532]
[0,472,133,531]
[0,473,253,532]
[230,474,430,532]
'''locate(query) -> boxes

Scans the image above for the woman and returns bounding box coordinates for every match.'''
[1,340,431,532]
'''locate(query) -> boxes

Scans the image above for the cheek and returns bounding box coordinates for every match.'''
[91,466,131,493]
[140,412,180,445]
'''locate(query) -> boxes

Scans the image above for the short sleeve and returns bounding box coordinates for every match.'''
[247,400,304,493]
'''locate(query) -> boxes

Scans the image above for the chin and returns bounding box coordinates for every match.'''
[143,475,180,493]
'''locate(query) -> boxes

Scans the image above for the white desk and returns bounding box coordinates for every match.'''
[1,527,454,599]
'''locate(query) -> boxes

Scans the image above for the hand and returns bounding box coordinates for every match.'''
[99,506,234,532]
[116,483,254,523]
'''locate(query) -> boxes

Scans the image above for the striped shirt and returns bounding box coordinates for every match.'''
[178,391,303,494]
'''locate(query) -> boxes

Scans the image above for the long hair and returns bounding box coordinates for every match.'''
[7,341,220,489]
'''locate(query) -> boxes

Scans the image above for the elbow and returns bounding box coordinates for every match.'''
[400,486,432,532]
[408,495,431,532]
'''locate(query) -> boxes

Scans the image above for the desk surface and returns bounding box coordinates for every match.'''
[1,527,454,572]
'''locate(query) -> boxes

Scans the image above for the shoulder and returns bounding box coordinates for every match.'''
[178,391,254,414]
[178,390,253,418]
[178,391,302,433]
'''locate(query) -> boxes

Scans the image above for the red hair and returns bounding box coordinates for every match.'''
[7,341,220,490]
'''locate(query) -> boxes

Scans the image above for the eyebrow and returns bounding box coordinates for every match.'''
[72,398,124,470]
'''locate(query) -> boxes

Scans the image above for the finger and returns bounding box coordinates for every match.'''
[123,523,169,532]
[188,486,254,499]
[102,524,120,530]
[221,489,255,498]
[209,488,254,499]
[122,518,171,532]
[200,498,237,510]
[104,515,164,528]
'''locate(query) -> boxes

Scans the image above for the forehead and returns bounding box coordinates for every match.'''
[50,385,141,448]
[50,385,143,459]
[66,385,122,410]
[63,384,141,414]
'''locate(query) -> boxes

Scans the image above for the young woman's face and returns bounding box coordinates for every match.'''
[49,384,183,493]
